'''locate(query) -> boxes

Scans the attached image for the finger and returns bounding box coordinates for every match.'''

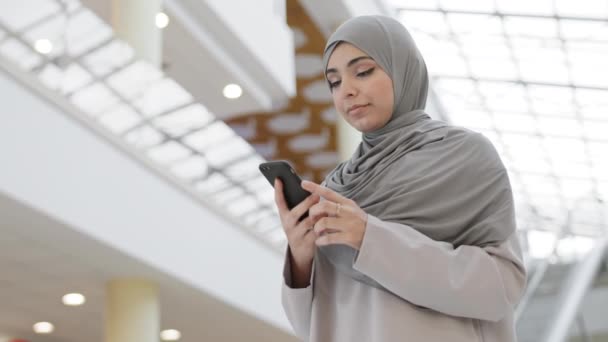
[316,231,346,247]
[301,180,346,204]
[274,178,289,215]
[309,200,339,219]
[313,217,341,235]
[291,193,320,223]
[294,216,316,237]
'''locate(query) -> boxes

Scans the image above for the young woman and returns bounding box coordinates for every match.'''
[274,15,526,342]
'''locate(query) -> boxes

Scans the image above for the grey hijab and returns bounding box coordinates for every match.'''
[319,16,516,289]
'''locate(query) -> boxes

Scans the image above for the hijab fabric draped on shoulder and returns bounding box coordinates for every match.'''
[319,15,516,289]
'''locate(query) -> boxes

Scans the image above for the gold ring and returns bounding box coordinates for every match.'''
[336,202,342,216]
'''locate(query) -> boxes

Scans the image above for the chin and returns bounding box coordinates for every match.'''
[353,121,380,133]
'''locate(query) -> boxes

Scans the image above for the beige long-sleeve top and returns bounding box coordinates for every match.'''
[282,215,527,342]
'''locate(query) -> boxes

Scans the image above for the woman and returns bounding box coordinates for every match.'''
[274,15,526,342]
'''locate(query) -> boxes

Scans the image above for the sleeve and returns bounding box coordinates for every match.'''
[353,215,527,322]
[281,248,315,340]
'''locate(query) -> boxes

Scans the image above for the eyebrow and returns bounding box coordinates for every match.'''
[325,56,374,76]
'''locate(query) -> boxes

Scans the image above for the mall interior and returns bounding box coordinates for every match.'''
[0,0,607,341]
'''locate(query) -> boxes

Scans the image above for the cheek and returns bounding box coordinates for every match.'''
[374,82,394,121]
[332,94,344,116]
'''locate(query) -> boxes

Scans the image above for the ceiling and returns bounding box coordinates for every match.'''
[387,0,608,260]
[0,190,297,342]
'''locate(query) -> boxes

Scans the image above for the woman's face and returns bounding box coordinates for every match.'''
[326,43,394,133]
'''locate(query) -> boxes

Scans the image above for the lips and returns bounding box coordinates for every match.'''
[347,104,369,115]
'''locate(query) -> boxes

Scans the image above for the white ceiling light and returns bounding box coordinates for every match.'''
[34,39,53,54]
[33,321,54,334]
[156,12,170,29]
[160,329,181,341]
[62,293,86,306]
[223,83,242,99]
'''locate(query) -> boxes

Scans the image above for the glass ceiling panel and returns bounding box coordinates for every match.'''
[37,62,64,89]
[503,17,558,39]
[0,38,42,70]
[0,0,60,32]
[399,11,448,36]
[69,83,119,116]
[599,182,608,200]
[567,48,608,88]
[183,121,235,152]
[520,177,560,196]
[224,156,266,181]
[152,104,214,136]
[439,0,496,12]
[170,156,209,181]
[536,116,583,138]
[81,40,134,77]
[492,112,537,134]
[106,60,163,100]
[132,78,193,117]
[125,125,165,149]
[243,177,271,194]
[555,0,608,18]
[204,138,255,168]
[583,120,608,140]
[478,81,529,113]
[448,13,503,35]
[551,161,592,179]
[395,2,608,254]
[560,20,608,42]
[146,141,191,165]
[388,0,439,10]
[577,89,608,120]
[495,0,555,16]
[64,9,113,57]
[59,63,93,94]
[243,209,274,227]
[98,105,142,134]
[256,188,276,206]
[267,229,287,246]
[446,109,493,130]
[528,85,577,117]
[253,216,282,235]
[212,187,246,206]
[195,172,231,195]
[225,195,259,217]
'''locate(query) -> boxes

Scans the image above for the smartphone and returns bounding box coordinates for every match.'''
[259,160,311,217]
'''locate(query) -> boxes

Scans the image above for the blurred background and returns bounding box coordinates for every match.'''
[0,0,607,341]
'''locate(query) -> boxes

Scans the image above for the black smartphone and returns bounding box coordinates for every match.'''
[259,161,311,217]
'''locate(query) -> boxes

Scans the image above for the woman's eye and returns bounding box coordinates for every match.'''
[329,80,341,89]
[357,67,375,77]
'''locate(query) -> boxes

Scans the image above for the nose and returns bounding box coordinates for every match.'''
[339,77,358,98]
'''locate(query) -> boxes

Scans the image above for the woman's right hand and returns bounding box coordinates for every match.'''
[274,178,320,267]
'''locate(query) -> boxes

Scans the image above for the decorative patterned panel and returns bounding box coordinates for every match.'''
[225,0,339,183]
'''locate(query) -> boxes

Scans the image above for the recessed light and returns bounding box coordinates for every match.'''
[223,84,242,99]
[33,321,54,334]
[160,329,181,341]
[156,12,170,29]
[34,39,53,54]
[62,293,86,306]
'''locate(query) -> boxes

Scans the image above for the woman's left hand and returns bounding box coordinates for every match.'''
[301,180,368,250]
